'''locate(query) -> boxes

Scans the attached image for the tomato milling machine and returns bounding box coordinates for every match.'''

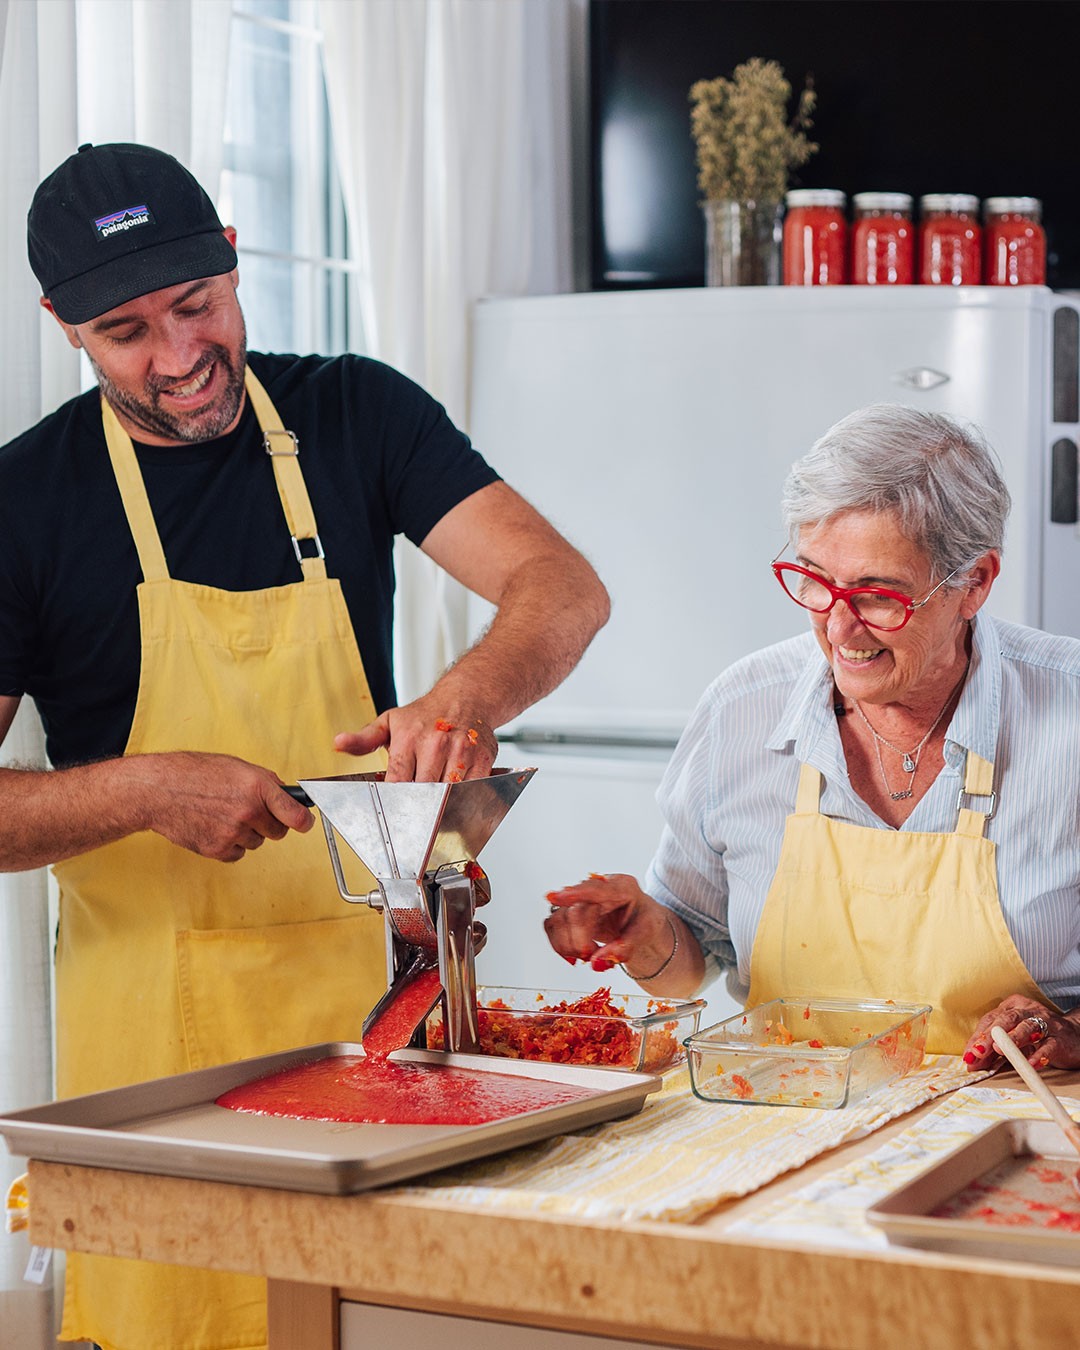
[289,769,536,1053]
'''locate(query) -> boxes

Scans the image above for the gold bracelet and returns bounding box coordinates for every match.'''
[624,914,679,982]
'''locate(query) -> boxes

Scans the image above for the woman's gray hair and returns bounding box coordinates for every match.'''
[781,403,1011,583]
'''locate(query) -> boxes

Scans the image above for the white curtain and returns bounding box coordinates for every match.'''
[0,0,232,1334]
[318,0,575,702]
[74,0,232,199]
[0,1,76,1329]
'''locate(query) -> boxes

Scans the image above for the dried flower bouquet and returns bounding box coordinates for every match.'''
[690,57,817,205]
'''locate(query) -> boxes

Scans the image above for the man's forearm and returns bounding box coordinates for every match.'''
[0,752,313,871]
[348,480,612,781]
[0,760,149,871]
[432,548,610,728]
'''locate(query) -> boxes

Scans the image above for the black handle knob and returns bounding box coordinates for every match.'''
[282,784,314,807]
[1051,438,1079,525]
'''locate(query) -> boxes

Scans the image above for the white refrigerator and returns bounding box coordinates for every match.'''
[467,286,1080,1018]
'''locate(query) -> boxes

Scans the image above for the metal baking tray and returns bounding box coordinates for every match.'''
[867,1119,1080,1266]
[0,1043,661,1196]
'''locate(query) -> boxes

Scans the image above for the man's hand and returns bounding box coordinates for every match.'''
[131,751,314,861]
[0,750,313,870]
[334,700,499,782]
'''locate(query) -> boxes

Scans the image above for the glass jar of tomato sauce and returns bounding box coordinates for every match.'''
[918,194,981,285]
[783,189,848,285]
[851,192,915,285]
[984,197,1046,285]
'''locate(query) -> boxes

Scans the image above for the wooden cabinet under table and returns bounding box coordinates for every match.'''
[26,1073,1080,1350]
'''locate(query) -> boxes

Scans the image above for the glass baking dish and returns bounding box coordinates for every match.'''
[684,997,930,1109]
[425,986,707,1073]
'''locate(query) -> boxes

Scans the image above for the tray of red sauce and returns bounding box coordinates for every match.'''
[867,1119,1080,1267]
[0,1043,661,1195]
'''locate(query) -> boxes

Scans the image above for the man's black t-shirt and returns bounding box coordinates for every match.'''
[0,352,499,766]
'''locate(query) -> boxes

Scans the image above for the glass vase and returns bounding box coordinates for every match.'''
[704,199,783,286]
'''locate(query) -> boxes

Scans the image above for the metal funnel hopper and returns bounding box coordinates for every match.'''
[298,767,536,1054]
[297,768,536,881]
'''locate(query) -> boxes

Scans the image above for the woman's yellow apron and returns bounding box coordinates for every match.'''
[748,752,1052,1054]
[53,370,387,1350]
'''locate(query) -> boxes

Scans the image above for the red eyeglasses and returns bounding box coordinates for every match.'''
[771,559,964,632]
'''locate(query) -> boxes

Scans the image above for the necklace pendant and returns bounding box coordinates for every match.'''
[890,788,913,801]
[902,754,917,773]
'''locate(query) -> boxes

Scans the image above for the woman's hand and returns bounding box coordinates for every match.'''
[544,872,654,969]
[962,994,1080,1072]
[543,873,704,996]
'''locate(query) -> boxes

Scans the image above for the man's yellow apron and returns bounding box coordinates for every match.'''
[748,752,1052,1054]
[53,369,387,1349]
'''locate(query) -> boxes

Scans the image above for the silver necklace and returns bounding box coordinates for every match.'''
[850,664,968,802]
[868,731,919,801]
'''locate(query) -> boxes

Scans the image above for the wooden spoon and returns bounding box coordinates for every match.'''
[990,1024,1080,1197]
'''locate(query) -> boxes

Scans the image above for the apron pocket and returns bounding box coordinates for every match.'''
[176,910,386,1070]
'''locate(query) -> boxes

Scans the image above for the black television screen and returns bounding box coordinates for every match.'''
[589,0,1080,289]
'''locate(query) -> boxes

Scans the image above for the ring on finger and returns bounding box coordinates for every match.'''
[1027,1014,1050,1042]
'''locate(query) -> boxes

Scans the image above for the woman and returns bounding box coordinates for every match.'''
[546,404,1080,1069]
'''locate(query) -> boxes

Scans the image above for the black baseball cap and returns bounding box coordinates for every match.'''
[28,142,238,324]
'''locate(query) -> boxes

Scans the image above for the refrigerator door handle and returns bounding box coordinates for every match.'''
[1053,306,1079,423]
[498,728,680,752]
[892,367,950,390]
[1050,438,1079,525]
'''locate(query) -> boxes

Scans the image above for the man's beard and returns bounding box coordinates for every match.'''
[91,329,248,444]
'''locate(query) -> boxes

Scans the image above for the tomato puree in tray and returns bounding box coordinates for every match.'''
[215,1052,598,1126]
[0,1044,661,1196]
[868,1118,1080,1266]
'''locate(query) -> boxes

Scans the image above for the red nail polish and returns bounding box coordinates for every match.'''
[975,1044,986,1054]
[592,959,613,972]
[963,1051,976,1064]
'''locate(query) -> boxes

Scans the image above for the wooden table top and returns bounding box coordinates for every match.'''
[27,1068,1080,1350]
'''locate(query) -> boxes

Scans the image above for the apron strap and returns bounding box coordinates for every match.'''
[101,397,170,582]
[956,750,996,838]
[102,370,327,583]
[795,762,822,814]
[796,751,997,839]
[244,367,328,581]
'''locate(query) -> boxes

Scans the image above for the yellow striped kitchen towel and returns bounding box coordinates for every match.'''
[5,1174,28,1234]
[725,1084,1075,1249]
[401,1055,987,1224]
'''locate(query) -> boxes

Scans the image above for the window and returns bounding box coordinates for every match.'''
[223,0,365,356]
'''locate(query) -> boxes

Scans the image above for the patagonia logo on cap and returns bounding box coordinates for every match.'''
[94,204,156,240]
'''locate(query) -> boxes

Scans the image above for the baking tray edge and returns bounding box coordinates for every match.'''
[866,1118,1080,1267]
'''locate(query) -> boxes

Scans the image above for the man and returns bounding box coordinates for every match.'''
[0,142,608,1349]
